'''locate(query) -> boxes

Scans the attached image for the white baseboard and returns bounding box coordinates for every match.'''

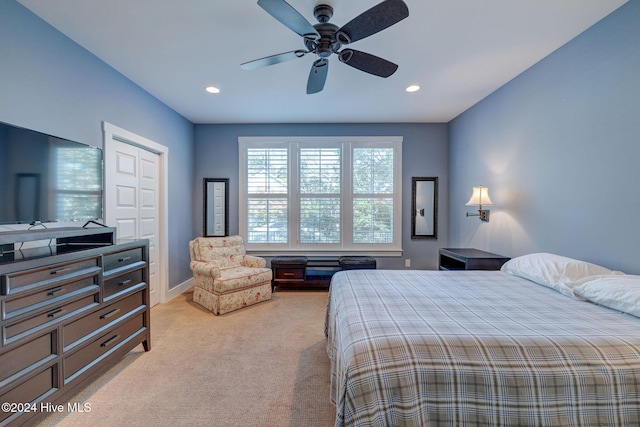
[164,277,194,302]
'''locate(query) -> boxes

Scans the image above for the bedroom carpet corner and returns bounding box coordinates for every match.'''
[36,290,335,427]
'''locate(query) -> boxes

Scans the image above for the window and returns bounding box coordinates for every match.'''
[53,142,102,220]
[239,137,402,255]
[246,146,288,243]
[299,146,341,244]
[352,147,395,244]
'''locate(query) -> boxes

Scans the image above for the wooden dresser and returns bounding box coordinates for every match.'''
[0,227,150,426]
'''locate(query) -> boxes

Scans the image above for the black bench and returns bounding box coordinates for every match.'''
[270,255,377,290]
[338,256,377,270]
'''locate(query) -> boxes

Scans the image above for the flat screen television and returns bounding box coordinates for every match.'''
[0,121,103,225]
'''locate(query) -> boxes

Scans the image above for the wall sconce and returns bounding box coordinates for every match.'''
[465,185,493,222]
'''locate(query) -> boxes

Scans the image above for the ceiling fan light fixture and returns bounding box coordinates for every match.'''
[205,85,221,94]
[406,85,420,93]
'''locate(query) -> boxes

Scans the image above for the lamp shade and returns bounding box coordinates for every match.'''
[465,186,494,206]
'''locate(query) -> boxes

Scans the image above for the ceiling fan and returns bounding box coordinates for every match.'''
[241,0,410,94]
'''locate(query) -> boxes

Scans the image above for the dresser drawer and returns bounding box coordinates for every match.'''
[2,276,99,321]
[274,267,305,281]
[1,258,100,296]
[103,247,144,272]
[64,314,144,383]
[3,294,97,344]
[103,269,144,301]
[63,291,145,350]
[0,365,58,423]
[0,331,56,385]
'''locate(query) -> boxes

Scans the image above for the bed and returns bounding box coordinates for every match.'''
[325,254,640,426]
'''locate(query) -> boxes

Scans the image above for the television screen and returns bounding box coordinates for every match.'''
[0,121,103,225]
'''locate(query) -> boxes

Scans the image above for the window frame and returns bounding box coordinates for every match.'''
[239,136,403,256]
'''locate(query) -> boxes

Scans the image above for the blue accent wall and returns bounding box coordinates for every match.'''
[194,123,448,269]
[0,1,195,288]
[449,0,640,273]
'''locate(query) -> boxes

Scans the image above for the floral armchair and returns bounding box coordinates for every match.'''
[189,235,272,315]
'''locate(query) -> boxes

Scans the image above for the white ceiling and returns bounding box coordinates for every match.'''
[18,0,627,124]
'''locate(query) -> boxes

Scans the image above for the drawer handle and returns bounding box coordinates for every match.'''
[100,308,121,320]
[283,272,295,277]
[118,279,132,286]
[47,287,64,296]
[51,267,71,275]
[47,308,64,318]
[100,334,120,348]
[118,256,132,263]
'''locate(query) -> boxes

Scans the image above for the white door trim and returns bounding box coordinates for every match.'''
[102,121,169,304]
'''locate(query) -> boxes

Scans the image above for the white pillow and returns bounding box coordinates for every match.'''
[500,252,617,297]
[573,275,640,317]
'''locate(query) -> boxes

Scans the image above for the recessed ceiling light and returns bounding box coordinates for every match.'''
[205,86,220,94]
[406,85,420,93]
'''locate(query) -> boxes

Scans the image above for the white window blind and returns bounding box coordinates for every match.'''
[299,147,341,244]
[352,148,394,244]
[54,143,102,220]
[246,147,288,243]
[239,137,402,255]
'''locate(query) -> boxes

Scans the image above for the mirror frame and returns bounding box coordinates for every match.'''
[203,178,229,237]
[411,177,438,240]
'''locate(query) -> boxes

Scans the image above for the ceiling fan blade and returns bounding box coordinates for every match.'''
[338,49,398,78]
[241,50,308,70]
[336,0,409,44]
[257,0,320,39]
[307,58,329,94]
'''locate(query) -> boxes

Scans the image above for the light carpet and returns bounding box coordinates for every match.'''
[37,290,335,427]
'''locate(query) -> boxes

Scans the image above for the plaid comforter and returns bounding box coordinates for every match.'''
[325,270,640,426]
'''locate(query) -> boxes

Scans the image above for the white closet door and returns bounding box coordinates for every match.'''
[139,148,160,307]
[106,139,161,306]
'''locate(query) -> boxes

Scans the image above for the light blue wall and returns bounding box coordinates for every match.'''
[194,123,449,270]
[0,1,196,288]
[449,0,640,273]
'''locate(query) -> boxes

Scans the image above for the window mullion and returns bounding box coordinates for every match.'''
[290,141,300,248]
[342,142,353,248]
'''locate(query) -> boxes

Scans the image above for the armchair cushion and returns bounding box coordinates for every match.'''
[212,267,272,294]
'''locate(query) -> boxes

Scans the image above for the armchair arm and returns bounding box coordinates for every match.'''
[242,255,267,268]
[190,260,221,279]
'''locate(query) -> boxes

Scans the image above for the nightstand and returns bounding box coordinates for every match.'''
[271,256,307,291]
[439,248,510,271]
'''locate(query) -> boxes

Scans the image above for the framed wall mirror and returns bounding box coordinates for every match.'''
[203,178,229,237]
[411,177,438,239]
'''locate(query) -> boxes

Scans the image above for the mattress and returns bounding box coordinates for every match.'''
[325,269,640,426]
